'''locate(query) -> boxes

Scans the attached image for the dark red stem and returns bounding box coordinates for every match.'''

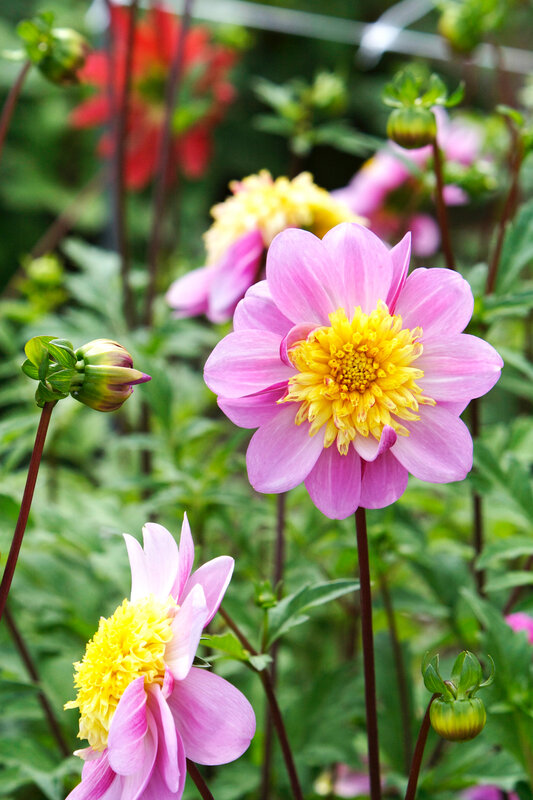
[0,60,31,170]
[0,402,55,622]
[144,0,194,327]
[404,695,437,800]
[355,508,382,800]
[431,141,456,271]
[187,760,215,800]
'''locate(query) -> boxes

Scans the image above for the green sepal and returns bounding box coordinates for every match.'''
[422,653,452,697]
[479,654,496,690]
[452,650,483,697]
[21,359,39,380]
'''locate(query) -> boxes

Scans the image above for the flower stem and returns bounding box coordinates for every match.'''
[3,605,69,757]
[355,508,382,800]
[260,493,286,800]
[0,401,56,623]
[187,760,215,800]
[219,607,304,800]
[0,60,31,170]
[379,572,412,773]
[431,141,456,271]
[144,0,194,327]
[111,0,138,328]
[404,695,437,800]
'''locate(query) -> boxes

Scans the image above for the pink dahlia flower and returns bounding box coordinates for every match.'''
[204,223,502,520]
[463,786,518,800]
[506,612,533,643]
[65,516,255,799]
[332,109,482,258]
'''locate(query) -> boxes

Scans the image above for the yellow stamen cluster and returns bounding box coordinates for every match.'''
[65,595,175,751]
[281,302,435,455]
[204,170,361,264]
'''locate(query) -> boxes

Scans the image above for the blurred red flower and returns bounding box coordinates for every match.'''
[71,3,237,189]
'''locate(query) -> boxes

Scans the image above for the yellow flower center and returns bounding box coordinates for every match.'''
[204,170,360,264]
[65,595,175,751]
[280,302,435,455]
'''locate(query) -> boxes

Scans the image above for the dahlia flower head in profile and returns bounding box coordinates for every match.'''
[64,516,255,800]
[166,170,362,322]
[71,3,237,189]
[204,222,503,520]
[332,109,483,258]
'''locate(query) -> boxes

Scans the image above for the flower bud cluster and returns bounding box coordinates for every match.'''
[423,650,494,741]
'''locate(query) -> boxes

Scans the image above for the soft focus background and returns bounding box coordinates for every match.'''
[0,1,532,799]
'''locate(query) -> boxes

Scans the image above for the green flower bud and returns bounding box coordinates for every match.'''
[37,28,90,86]
[438,5,483,55]
[71,339,151,412]
[430,696,486,741]
[386,107,437,149]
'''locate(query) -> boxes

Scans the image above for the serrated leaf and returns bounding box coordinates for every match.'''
[248,653,273,671]
[266,579,359,647]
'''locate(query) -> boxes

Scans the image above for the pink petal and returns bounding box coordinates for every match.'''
[391,404,473,483]
[168,667,255,765]
[305,446,362,519]
[360,450,409,508]
[183,556,234,625]
[266,228,341,325]
[173,513,195,601]
[146,685,184,794]
[246,406,324,493]
[66,752,119,800]
[409,214,440,258]
[119,711,158,800]
[165,584,208,680]
[353,425,397,462]
[321,222,394,314]
[418,334,503,401]
[108,678,148,775]
[443,184,468,206]
[218,384,286,429]
[280,323,319,366]
[233,280,292,335]
[141,523,180,600]
[387,232,411,312]
[208,230,264,322]
[506,612,533,644]
[166,265,217,318]
[124,534,150,603]
[204,330,293,398]
[394,268,474,339]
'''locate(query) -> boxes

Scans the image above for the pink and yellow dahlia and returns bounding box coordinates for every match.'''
[166,170,361,322]
[65,516,255,799]
[204,223,502,519]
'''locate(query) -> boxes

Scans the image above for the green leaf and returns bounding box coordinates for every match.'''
[201,632,249,661]
[444,81,465,107]
[266,579,358,647]
[21,359,39,380]
[24,335,54,368]
[485,571,533,593]
[496,199,533,293]
[248,653,273,671]
[477,536,533,569]
[46,339,76,368]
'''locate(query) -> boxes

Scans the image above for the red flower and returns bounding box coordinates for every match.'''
[71,3,237,189]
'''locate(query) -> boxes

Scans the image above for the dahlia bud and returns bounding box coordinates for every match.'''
[386,107,437,149]
[71,339,150,412]
[17,13,90,86]
[438,5,482,55]
[423,650,494,742]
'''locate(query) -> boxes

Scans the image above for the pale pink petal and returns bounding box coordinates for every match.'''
[204,330,294,398]
[443,184,468,206]
[73,747,101,762]
[354,425,397,462]
[124,534,150,603]
[208,230,264,323]
[266,228,341,325]
[394,268,473,339]
[119,711,158,800]
[360,450,409,508]
[166,266,217,318]
[146,685,184,794]
[280,322,319,366]
[246,406,324,493]
[168,667,255,765]
[439,399,470,416]
[183,556,234,625]
[108,677,147,775]
[66,752,119,800]
[165,584,208,680]
[321,222,393,314]
[218,384,286,429]
[304,446,361,519]
[233,280,292,335]
[173,513,194,601]
[418,334,503,401]
[409,214,440,258]
[387,232,411,312]
[391,404,473,483]
[141,523,179,601]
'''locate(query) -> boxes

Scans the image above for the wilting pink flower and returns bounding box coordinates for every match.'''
[506,612,533,643]
[166,171,360,323]
[332,110,482,257]
[204,223,502,519]
[65,516,255,799]
[463,786,518,800]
